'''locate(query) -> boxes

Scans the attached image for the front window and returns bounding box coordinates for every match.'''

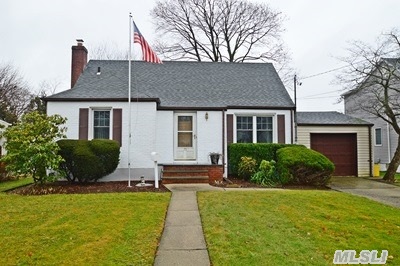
[257,117,273,143]
[93,110,110,139]
[237,116,253,143]
[236,116,273,143]
[375,128,382,146]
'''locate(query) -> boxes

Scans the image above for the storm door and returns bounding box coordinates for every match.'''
[174,113,197,160]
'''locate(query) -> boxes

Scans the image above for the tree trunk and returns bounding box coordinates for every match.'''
[383,137,400,183]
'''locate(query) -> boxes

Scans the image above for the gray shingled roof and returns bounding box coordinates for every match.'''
[46,60,294,109]
[297,111,373,126]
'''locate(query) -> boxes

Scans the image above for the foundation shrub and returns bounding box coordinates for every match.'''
[276,146,334,186]
[238,156,257,180]
[58,139,120,182]
[228,143,298,176]
[251,160,282,186]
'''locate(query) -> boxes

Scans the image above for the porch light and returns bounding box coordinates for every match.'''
[205,112,209,121]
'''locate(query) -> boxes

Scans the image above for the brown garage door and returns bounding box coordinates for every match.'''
[310,133,357,176]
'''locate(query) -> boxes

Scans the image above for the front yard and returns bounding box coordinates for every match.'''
[0,190,170,265]
[2,179,400,265]
[198,190,400,265]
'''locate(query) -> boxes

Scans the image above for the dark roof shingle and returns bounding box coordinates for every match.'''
[297,111,373,126]
[46,60,294,109]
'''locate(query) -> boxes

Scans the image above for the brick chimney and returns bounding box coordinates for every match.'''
[71,39,88,88]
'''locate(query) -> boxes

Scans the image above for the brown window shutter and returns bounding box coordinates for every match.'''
[227,114,233,144]
[277,115,285,143]
[113,109,122,146]
[79,108,89,140]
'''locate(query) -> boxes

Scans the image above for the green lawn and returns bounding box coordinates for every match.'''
[198,190,400,265]
[0,177,33,192]
[0,192,170,265]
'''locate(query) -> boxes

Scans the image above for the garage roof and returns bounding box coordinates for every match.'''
[297,111,373,126]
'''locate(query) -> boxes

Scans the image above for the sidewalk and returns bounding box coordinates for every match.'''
[154,184,221,266]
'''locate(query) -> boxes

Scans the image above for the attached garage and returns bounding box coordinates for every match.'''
[297,112,373,177]
[310,133,357,176]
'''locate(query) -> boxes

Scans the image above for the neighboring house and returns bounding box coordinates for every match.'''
[45,41,295,182]
[0,119,10,157]
[342,58,400,171]
[297,111,373,177]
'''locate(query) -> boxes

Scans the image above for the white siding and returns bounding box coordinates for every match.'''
[196,111,223,164]
[47,101,158,181]
[48,103,225,180]
[156,111,174,164]
[155,110,223,164]
[48,101,294,180]
[298,126,371,177]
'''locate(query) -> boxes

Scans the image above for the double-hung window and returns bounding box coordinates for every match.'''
[93,110,110,139]
[237,116,253,143]
[236,116,273,143]
[257,117,273,143]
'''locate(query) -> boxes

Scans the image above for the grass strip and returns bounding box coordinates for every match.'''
[198,190,400,265]
[0,192,170,265]
[0,178,33,192]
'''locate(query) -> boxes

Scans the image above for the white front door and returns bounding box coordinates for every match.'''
[174,113,197,160]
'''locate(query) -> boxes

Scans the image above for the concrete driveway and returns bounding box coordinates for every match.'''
[328,176,400,208]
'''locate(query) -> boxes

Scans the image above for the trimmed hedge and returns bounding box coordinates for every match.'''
[57,139,120,182]
[228,143,297,176]
[276,146,334,186]
[89,139,120,176]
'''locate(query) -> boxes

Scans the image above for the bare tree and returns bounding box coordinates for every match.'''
[0,63,33,123]
[89,41,129,60]
[28,79,63,114]
[151,0,290,67]
[339,29,400,182]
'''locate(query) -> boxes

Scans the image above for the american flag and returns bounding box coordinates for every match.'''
[133,21,162,64]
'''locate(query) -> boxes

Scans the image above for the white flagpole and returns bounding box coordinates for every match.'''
[128,13,132,187]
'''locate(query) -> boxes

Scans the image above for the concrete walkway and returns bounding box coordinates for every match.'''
[328,176,400,208]
[154,184,222,266]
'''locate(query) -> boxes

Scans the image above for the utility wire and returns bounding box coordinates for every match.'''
[301,89,342,97]
[299,49,399,81]
[300,64,350,80]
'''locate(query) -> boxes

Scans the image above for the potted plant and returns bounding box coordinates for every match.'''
[209,152,221,165]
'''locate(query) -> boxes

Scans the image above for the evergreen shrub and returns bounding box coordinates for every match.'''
[228,143,297,176]
[58,139,120,182]
[276,146,334,186]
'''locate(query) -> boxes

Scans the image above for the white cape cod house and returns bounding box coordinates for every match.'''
[45,41,295,183]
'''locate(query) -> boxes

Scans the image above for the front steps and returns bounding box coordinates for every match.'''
[162,164,223,184]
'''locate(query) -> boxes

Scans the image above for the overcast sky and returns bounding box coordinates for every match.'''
[1,0,399,112]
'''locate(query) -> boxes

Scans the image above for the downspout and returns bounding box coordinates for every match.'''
[294,75,298,144]
[291,109,294,144]
[387,121,391,167]
[222,109,226,177]
[369,126,373,177]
